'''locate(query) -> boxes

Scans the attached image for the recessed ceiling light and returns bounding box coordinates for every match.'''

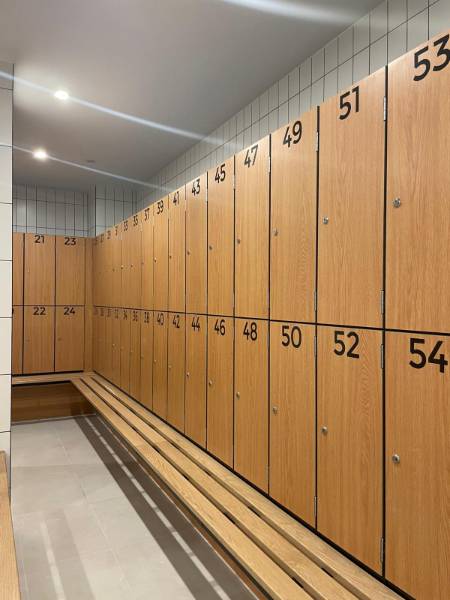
[33,149,48,161]
[54,90,69,100]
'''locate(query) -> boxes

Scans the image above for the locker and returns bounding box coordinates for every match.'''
[386,332,450,599]
[112,225,122,308]
[24,233,55,305]
[168,187,186,313]
[271,112,317,323]
[55,236,86,306]
[129,214,142,309]
[207,158,234,316]
[167,313,185,431]
[153,311,168,419]
[92,239,100,307]
[95,234,105,306]
[120,309,131,393]
[12,306,23,375]
[97,307,106,376]
[55,306,84,372]
[387,33,450,333]
[140,206,153,310]
[207,316,233,467]
[317,326,382,572]
[103,229,113,304]
[121,219,131,308]
[13,232,24,305]
[186,175,207,314]
[235,137,270,319]
[23,306,55,374]
[269,322,315,524]
[234,318,268,491]
[140,310,153,409]
[318,70,385,327]
[104,307,113,381]
[129,309,141,399]
[92,306,99,372]
[185,314,206,446]
[153,197,169,311]
[111,308,121,386]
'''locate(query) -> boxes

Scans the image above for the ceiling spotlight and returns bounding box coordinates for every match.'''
[33,149,48,161]
[54,90,69,100]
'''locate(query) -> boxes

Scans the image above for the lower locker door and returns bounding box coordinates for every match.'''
[12,306,23,375]
[317,326,382,572]
[129,310,141,400]
[185,314,206,446]
[55,306,84,372]
[111,309,121,386]
[140,310,153,409]
[167,313,185,432]
[97,308,106,376]
[153,312,168,419]
[104,309,113,380]
[23,306,55,374]
[120,309,131,393]
[234,318,268,492]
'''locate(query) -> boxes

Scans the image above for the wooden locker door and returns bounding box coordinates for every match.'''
[120,309,131,393]
[92,239,99,306]
[12,306,23,375]
[234,318,268,491]
[271,112,317,322]
[207,316,233,467]
[24,233,55,305]
[140,206,153,310]
[235,137,270,319]
[104,308,113,381]
[140,310,153,409]
[55,306,84,372]
[153,197,169,311]
[121,220,131,308]
[168,187,186,313]
[97,233,106,307]
[104,229,113,303]
[129,214,142,309]
[387,33,450,332]
[55,236,86,305]
[13,233,24,305]
[129,309,141,399]
[97,307,106,376]
[318,70,385,328]
[153,311,168,419]
[167,313,185,431]
[185,314,207,446]
[111,308,121,386]
[207,158,234,316]
[186,176,207,314]
[386,332,450,599]
[269,322,315,524]
[92,307,99,372]
[112,225,122,307]
[317,326,382,572]
[23,306,54,374]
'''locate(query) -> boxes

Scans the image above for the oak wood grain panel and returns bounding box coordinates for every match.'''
[55,306,84,372]
[121,219,131,308]
[112,225,122,308]
[12,232,23,305]
[386,331,450,599]
[120,308,131,393]
[317,326,382,572]
[103,229,113,305]
[153,311,168,419]
[129,309,141,399]
[96,307,106,376]
[12,306,23,375]
[140,206,153,310]
[103,308,113,381]
[207,158,234,315]
[24,233,55,305]
[167,312,185,432]
[111,308,121,386]
[84,238,93,372]
[12,382,92,422]
[140,310,153,409]
[185,314,206,447]
[270,322,315,525]
[207,316,233,467]
[271,112,317,322]
[186,176,207,314]
[234,318,268,491]
[318,70,385,327]
[168,187,186,313]
[154,197,169,311]
[23,305,55,374]
[92,306,99,372]
[55,236,85,305]
[0,451,21,600]
[235,137,270,319]
[129,214,142,309]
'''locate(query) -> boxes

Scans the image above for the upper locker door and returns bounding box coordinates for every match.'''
[13,233,24,305]
[121,219,131,308]
[153,198,169,311]
[167,313,185,432]
[55,306,84,372]
[168,187,186,313]
[112,225,122,308]
[120,309,131,393]
[269,322,315,525]
[271,112,317,323]
[387,32,450,333]
[104,307,113,381]
[140,310,153,409]
[185,314,206,446]
[23,306,55,374]
[140,206,153,310]
[129,309,141,399]
[104,229,113,304]
[24,233,55,305]
[207,158,234,316]
[235,137,270,319]
[317,326,382,572]
[129,214,142,309]
[186,176,207,314]
[386,332,450,599]
[55,236,85,306]
[111,308,121,386]
[153,311,168,419]
[318,70,385,328]
[234,318,268,491]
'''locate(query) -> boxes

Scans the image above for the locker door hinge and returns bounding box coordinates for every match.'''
[315,130,320,152]
[268,156,271,174]
[380,344,385,370]
[380,537,385,566]
[314,336,317,357]
[380,290,385,315]
[314,496,318,518]
[314,290,318,313]
[383,96,387,122]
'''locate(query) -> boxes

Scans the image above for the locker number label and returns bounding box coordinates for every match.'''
[409,338,448,374]
[63,306,75,316]
[281,325,302,348]
[144,207,150,220]
[172,314,180,329]
[282,121,302,147]
[215,164,226,183]
[414,34,450,81]
[243,321,257,341]
[33,306,46,316]
[144,311,150,323]
[34,234,44,244]
[339,86,360,120]
[133,215,139,226]
[191,316,201,331]
[244,144,258,168]
[334,330,359,359]
[156,312,165,325]
[191,179,201,196]
[172,191,180,205]
[214,318,226,336]
[64,237,76,245]
[156,200,164,214]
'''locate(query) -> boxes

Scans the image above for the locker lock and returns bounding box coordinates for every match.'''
[208,244,213,251]
[272,406,278,415]
[187,249,191,255]
[169,254,172,259]
[235,392,240,399]
[392,454,400,464]
[273,229,279,237]
[321,426,328,435]
[168,364,172,370]
[186,372,190,378]
[208,380,213,386]
[393,198,401,208]
[153,359,156,364]
[154,258,157,263]
[322,216,329,225]
[236,238,241,245]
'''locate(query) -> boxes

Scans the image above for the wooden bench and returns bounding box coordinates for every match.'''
[0,451,21,600]
[69,374,402,600]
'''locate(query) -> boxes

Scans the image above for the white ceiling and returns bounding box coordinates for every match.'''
[0,0,380,191]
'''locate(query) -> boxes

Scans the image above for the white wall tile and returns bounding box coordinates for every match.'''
[288,94,300,120]
[388,22,407,61]
[55,203,66,229]
[353,48,370,82]
[105,200,114,227]
[0,318,11,374]
[65,203,75,232]
[325,38,338,73]
[407,9,429,50]
[338,59,353,90]
[0,373,11,432]
[278,102,288,127]
[75,205,84,230]
[429,0,450,36]
[0,146,12,204]
[244,104,252,128]
[26,199,36,229]
[0,204,12,260]
[0,89,12,146]
[268,109,279,132]
[36,201,46,227]
[371,35,388,72]
[124,201,133,219]
[408,0,428,19]
[311,78,324,105]
[259,115,269,138]
[371,1,388,41]
[312,49,325,81]
[288,67,300,97]
[354,14,370,52]
[299,88,311,114]
[279,74,289,104]
[389,0,407,30]
[0,262,11,318]
[339,27,354,63]
[268,84,278,111]
[300,58,312,90]
[251,122,259,143]
[324,69,338,100]
[236,109,244,133]
[46,202,55,228]
[251,98,260,123]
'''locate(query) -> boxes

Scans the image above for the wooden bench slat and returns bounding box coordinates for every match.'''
[12,372,86,386]
[0,452,21,600]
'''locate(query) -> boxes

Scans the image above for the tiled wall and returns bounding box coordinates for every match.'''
[91,184,145,237]
[136,0,450,209]
[0,61,12,473]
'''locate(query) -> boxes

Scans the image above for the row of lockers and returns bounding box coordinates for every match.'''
[12,305,85,374]
[92,306,449,600]
[93,33,450,334]
[13,233,86,306]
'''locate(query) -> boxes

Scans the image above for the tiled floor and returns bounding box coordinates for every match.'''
[11,416,255,600]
